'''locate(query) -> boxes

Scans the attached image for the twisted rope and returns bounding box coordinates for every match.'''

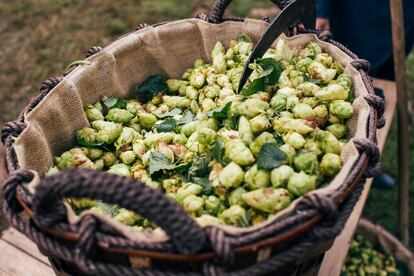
[85,46,102,58]
[32,168,208,255]
[354,139,381,178]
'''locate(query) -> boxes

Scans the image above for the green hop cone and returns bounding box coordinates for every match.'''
[308,61,337,84]
[120,150,136,165]
[326,123,347,139]
[242,188,291,213]
[183,195,204,215]
[270,165,294,188]
[329,100,354,119]
[228,187,247,206]
[106,108,135,124]
[204,195,223,215]
[279,143,296,163]
[237,98,269,119]
[270,95,287,112]
[137,112,158,129]
[224,139,255,166]
[189,70,205,89]
[108,163,130,177]
[91,120,123,144]
[292,103,314,120]
[114,209,140,226]
[293,152,319,174]
[85,105,104,122]
[315,84,349,102]
[315,128,342,154]
[244,164,271,190]
[320,153,342,177]
[250,114,271,134]
[287,171,316,197]
[219,205,250,227]
[297,82,320,97]
[176,183,203,203]
[250,132,277,157]
[238,116,254,145]
[283,132,306,149]
[195,214,223,227]
[76,127,98,145]
[218,161,245,189]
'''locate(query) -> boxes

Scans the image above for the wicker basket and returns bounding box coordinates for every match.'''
[1,0,385,275]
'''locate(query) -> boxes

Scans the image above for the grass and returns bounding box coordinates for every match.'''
[0,0,413,250]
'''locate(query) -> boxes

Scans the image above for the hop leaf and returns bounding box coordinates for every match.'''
[257,143,286,170]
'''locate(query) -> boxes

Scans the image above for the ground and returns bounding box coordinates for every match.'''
[0,0,413,249]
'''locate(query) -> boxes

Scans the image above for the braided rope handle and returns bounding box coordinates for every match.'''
[209,0,292,23]
[31,168,208,254]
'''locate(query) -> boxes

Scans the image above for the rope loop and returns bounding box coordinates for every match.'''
[40,76,63,94]
[136,23,150,31]
[354,138,381,178]
[206,227,234,267]
[3,169,34,212]
[195,13,210,22]
[1,121,27,144]
[318,30,333,42]
[364,94,386,128]
[85,46,102,58]
[300,193,338,222]
[351,59,371,73]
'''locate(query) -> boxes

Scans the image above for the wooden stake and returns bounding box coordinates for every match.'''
[390,0,410,246]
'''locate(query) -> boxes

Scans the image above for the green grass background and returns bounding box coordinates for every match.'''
[0,0,413,249]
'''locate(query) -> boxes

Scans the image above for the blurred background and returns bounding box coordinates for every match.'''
[0,0,413,249]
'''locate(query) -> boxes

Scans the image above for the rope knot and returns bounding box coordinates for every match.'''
[354,138,381,178]
[136,23,150,31]
[351,59,371,73]
[206,226,234,267]
[261,15,270,23]
[3,169,34,212]
[364,94,386,129]
[1,121,27,144]
[300,193,338,221]
[195,13,210,22]
[85,46,102,58]
[318,31,333,41]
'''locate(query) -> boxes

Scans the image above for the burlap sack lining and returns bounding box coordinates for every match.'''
[13,18,369,243]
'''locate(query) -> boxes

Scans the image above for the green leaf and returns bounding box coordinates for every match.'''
[258,58,282,85]
[188,156,212,179]
[213,140,224,162]
[156,108,182,118]
[148,151,177,175]
[155,117,177,133]
[257,143,287,170]
[175,162,192,174]
[241,77,265,96]
[133,75,168,103]
[238,34,252,43]
[257,64,275,79]
[206,102,232,120]
[193,177,213,196]
[103,97,126,109]
[304,73,321,85]
[76,137,104,148]
[177,110,194,125]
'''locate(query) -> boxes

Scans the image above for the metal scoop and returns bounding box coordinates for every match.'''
[237,0,316,93]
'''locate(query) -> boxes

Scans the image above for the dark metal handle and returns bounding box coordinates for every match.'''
[32,168,208,254]
[209,0,291,23]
